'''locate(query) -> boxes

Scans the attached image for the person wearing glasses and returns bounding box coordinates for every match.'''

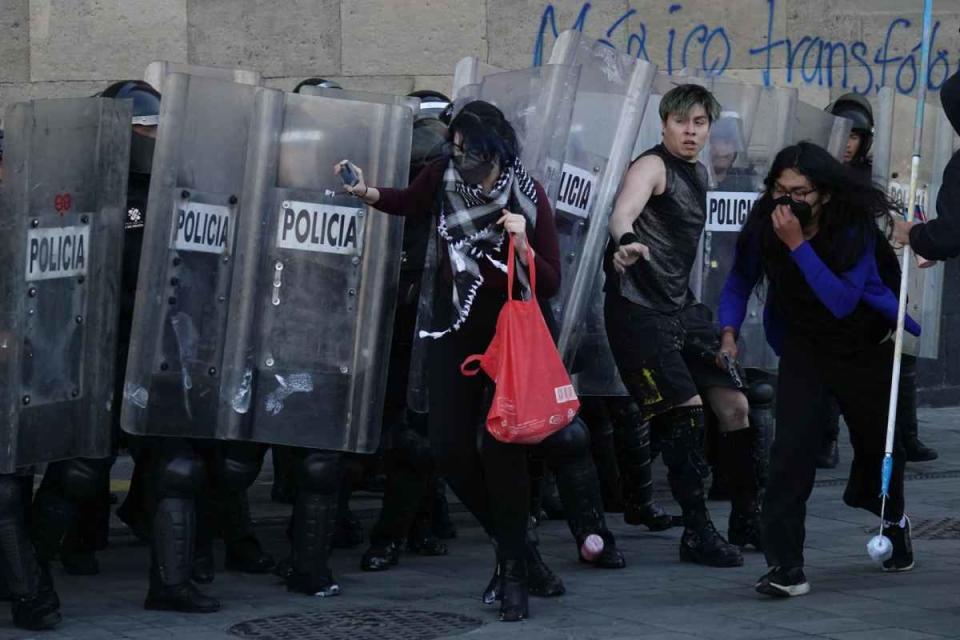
[718,142,921,598]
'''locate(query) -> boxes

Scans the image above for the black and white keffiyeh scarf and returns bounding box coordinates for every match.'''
[420,157,539,339]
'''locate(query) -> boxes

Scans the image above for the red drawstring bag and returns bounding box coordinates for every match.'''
[460,237,580,444]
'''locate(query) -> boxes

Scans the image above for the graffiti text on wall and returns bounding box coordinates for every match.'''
[532,0,957,95]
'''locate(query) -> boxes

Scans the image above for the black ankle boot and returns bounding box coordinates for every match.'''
[498,559,529,622]
[406,513,448,556]
[12,593,62,631]
[361,540,402,571]
[623,501,679,531]
[145,582,221,613]
[680,521,743,567]
[577,531,626,569]
[481,558,502,605]
[525,532,565,596]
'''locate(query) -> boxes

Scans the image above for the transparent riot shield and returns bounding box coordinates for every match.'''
[869,87,949,359]
[697,83,793,371]
[121,72,261,438]
[0,98,131,473]
[218,88,414,452]
[547,30,656,369]
[786,100,851,161]
[144,61,261,90]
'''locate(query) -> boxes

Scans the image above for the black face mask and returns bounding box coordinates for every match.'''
[130,131,156,175]
[453,155,494,185]
[773,194,814,228]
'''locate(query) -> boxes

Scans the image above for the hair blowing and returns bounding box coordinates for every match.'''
[737,142,897,291]
[447,100,520,167]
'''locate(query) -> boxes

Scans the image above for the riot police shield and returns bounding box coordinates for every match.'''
[219,88,414,452]
[144,61,261,90]
[121,72,261,439]
[0,98,131,473]
[546,30,656,367]
[787,99,852,160]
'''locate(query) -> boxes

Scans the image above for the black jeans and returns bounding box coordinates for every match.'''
[426,289,530,559]
[763,336,905,569]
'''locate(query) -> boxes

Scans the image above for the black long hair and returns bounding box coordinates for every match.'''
[447,100,520,168]
[737,142,896,291]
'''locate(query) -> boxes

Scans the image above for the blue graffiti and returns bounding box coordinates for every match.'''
[532,0,958,95]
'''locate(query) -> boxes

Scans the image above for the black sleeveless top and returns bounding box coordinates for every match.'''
[606,144,708,312]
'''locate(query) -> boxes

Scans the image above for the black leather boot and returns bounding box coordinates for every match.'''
[653,407,742,568]
[899,356,938,462]
[609,399,679,531]
[498,558,529,622]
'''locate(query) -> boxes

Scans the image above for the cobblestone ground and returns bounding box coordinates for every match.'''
[3,407,959,639]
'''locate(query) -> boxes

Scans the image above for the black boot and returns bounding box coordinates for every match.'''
[579,397,625,512]
[498,558,529,622]
[360,540,402,571]
[525,525,565,597]
[406,512,448,556]
[653,407,743,568]
[145,498,220,613]
[547,420,625,569]
[0,476,61,630]
[899,356,938,462]
[609,399,679,531]
[719,429,763,550]
[539,471,565,520]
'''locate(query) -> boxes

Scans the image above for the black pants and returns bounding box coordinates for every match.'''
[763,336,905,569]
[427,289,529,559]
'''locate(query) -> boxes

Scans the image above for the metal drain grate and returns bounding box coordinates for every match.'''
[815,469,960,488]
[908,518,960,540]
[228,609,484,640]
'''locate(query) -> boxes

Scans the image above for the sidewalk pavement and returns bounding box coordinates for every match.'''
[4,407,960,640]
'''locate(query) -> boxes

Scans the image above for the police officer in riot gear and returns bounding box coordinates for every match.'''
[0,127,63,631]
[31,81,163,578]
[825,94,938,465]
[362,90,455,572]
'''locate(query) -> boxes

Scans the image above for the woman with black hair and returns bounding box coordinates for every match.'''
[718,142,921,598]
[335,100,561,621]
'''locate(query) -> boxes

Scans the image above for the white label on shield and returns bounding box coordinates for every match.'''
[26,225,90,281]
[706,191,760,232]
[276,201,364,256]
[171,203,231,254]
[556,164,596,218]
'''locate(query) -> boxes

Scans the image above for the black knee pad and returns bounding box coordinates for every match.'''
[0,475,24,518]
[540,416,591,463]
[156,454,206,500]
[60,458,111,502]
[297,451,342,495]
[747,381,775,406]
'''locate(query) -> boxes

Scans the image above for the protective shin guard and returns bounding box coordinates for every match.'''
[152,498,195,587]
[289,492,340,597]
[611,400,677,530]
[0,477,41,598]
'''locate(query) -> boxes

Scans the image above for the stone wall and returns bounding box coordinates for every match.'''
[2,0,960,402]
